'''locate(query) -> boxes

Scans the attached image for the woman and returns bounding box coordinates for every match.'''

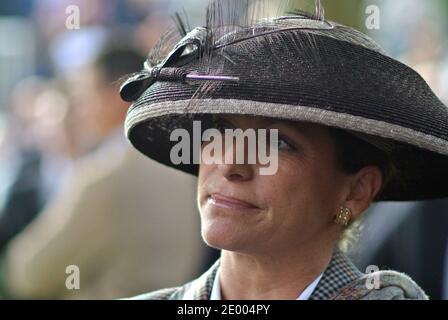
[119,0,448,299]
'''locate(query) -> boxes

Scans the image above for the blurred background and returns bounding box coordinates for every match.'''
[0,0,446,299]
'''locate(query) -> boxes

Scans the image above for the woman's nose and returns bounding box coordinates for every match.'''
[218,140,255,181]
[220,163,254,181]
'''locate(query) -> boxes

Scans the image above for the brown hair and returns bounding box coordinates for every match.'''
[327,127,397,252]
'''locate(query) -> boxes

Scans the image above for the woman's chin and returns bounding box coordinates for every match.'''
[199,205,266,251]
[201,222,249,252]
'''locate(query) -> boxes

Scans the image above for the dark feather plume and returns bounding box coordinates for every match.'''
[139,0,333,109]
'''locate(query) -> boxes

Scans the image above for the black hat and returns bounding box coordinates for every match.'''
[120,0,448,201]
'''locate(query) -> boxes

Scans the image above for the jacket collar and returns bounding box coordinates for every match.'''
[179,259,220,300]
[309,250,363,300]
[184,250,362,300]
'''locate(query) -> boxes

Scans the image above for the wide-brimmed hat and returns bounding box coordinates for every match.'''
[120,0,448,201]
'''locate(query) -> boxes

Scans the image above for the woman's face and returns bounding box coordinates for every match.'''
[197,114,352,255]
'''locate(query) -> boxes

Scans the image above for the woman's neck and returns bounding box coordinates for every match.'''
[219,245,334,300]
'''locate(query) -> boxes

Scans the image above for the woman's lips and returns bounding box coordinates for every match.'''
[207,193,260,211]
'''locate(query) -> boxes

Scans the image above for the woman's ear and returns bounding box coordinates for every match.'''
[344,166,383,219]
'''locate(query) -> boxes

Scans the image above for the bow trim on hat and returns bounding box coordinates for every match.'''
[120,27,239,102]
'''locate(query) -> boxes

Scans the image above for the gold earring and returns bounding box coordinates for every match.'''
[335,206,352,226]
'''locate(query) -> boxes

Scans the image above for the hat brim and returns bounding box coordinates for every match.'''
[124,27,448,201]
[126,98,448,201]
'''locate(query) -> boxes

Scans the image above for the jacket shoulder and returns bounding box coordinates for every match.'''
[122,260,220,300]
[333,270,429,300]
[123,275,202,300]
[123,285,187,300]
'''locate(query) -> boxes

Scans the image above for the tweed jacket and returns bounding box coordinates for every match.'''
[129,250,428,300]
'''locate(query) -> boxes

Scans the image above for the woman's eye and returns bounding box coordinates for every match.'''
[277,137,296,151]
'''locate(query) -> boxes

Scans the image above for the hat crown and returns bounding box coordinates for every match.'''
[122,0,448,201]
